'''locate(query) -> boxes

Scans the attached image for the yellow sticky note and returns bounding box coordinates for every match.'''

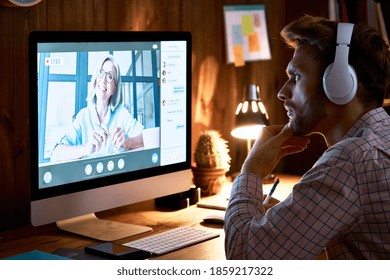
[233,45,245,67]
[241,15,254,36]
[248,32,260,52]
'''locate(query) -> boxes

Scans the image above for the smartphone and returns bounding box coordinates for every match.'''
[84,242,151,260]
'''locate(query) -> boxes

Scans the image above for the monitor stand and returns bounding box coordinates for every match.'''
[56,213,152,241]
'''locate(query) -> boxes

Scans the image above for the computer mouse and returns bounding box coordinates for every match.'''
[203,214,225,225]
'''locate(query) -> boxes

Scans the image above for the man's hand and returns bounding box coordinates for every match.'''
[242,124,310,179]
[263,196,280,211]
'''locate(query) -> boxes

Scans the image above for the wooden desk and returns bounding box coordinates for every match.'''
[0,174,300,260]
[0,201,227,260]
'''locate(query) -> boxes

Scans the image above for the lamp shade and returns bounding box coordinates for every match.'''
[231,84,269,140]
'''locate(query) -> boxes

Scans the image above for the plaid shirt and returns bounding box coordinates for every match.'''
[225,107,390,259]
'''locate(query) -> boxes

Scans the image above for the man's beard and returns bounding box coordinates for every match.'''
[289,97,326,136]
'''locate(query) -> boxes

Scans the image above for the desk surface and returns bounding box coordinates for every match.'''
[0,174,302,260]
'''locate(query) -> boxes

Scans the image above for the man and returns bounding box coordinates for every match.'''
[224,15,390,259]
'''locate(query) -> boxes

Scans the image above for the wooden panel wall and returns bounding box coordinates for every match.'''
[0,0,328,232]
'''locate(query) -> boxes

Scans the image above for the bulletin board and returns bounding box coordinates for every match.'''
[223,5,271,67]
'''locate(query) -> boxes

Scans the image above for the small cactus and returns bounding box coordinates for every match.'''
[194,130,231,170]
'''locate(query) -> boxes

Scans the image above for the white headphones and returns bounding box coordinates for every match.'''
[323,22,358,105]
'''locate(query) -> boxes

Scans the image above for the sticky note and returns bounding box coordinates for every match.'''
[253,14,261,27]
[232,24,243,45]
[248,32,260,52]
[241,15,254,36]
[233,45,245,67]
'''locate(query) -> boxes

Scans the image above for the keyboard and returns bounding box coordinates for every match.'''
[122,226,220,255]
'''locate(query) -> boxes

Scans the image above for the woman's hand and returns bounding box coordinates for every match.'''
[242,124,310,179]
[111,127,126,149]
[85,129,109,154]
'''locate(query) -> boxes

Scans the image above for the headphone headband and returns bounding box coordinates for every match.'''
[336,22,354,45]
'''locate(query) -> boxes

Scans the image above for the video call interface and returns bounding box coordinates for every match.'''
[36,40,188,189]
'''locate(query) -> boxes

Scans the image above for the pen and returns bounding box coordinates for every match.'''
[263,177,280,205]
[96,124,110,136]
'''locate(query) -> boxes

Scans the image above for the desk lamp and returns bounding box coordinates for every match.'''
[231,84,269,154]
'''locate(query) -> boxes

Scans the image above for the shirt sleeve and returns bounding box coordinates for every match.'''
[58,109,86,146]
[114,106,144,137]
[224,145,360,259]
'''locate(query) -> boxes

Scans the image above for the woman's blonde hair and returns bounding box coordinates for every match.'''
[87,54,123,111]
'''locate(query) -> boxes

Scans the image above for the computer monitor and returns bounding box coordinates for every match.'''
[29,31,192,241]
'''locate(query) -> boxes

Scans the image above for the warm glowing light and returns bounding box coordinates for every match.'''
[242,101,249,113]
[231,85,269,145]
[231,124,265,140]
[251,101,258,113]
[259,102,266,114]
[259,101,269,119]
[235,103,243,115]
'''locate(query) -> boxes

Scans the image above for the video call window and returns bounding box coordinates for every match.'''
[38,49,160,164]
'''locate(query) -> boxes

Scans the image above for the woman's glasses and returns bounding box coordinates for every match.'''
[98,69,115,84]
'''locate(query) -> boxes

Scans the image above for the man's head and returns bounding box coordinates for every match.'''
[278,15,390,136]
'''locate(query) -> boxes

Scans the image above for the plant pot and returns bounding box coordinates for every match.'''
[191,166,227,196]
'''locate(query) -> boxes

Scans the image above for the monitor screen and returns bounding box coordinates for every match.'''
[29,31,192,241]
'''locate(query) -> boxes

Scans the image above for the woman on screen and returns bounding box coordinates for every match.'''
[51,55,144,162]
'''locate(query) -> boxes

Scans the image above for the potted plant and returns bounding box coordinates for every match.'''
[192,130,231,196]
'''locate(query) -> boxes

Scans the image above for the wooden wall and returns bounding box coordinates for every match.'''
[0,0,328,232]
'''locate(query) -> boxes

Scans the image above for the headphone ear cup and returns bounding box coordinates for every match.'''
[323,22,358,105]
[323,62,358,105]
